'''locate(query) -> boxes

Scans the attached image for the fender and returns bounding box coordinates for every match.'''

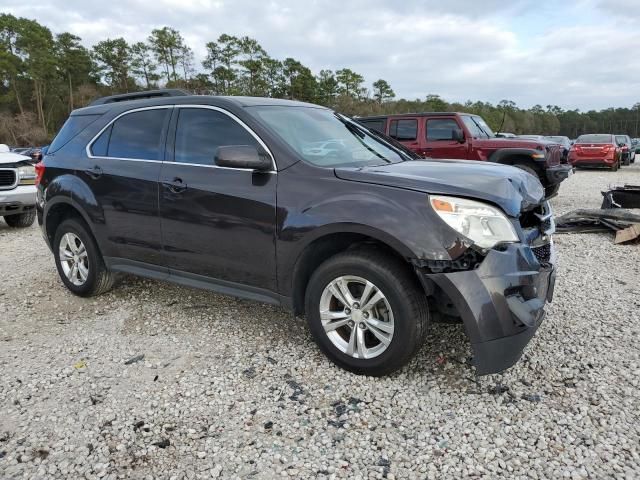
[43,174,109,253]
[275,176,470,300]
[488,147,546,166]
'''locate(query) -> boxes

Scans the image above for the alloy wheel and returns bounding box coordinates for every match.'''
[319,275,394,359]
[59,232,89,286]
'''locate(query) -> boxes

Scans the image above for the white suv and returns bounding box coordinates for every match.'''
[0,144,37,228]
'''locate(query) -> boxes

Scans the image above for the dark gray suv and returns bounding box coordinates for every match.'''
[36,90,556,376]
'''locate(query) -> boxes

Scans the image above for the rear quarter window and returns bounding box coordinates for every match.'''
[48,114,101,154]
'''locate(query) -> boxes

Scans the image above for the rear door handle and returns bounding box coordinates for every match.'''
[163,177,187,194]
[85,165,103,179]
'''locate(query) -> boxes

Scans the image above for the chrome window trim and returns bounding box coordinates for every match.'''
[0,168,19,190]
[85,104,277,173]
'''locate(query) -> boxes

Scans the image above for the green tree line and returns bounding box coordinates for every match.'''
[1,14,639,146]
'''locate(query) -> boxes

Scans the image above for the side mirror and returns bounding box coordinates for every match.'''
[451,128,464,143]
[214,145,272,171]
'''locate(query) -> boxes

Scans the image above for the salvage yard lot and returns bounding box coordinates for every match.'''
[1,166,640,479]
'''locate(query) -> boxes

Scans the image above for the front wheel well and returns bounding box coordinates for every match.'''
[291,233,420,316]
[498,154,544,178]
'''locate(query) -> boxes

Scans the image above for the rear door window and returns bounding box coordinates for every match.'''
[389,119,418,141]
[173,108,259,165]
[91,108,170,160]
[426,118,459,141]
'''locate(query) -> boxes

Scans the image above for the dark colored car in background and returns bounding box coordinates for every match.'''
[568,134,621,170]
[36,90,556,376]
[358,113,571,198]
[615,135,635,165]
[544,136,572,162]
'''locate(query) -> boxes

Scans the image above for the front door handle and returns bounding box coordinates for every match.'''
[85,165,103,179]
[163,177,187,194]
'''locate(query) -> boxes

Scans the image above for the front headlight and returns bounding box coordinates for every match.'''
[18,165,36,185]
[430,195,519,249]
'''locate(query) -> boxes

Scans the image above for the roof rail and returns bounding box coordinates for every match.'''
[89,89,191,106]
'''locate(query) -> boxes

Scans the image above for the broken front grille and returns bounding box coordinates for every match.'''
[531,243,552,264]
[519,201,555,265]
[520,201,555,236]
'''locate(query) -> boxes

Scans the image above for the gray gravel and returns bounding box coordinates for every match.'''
[1,164,640,479]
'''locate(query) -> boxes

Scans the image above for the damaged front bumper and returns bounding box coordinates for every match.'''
[421,243,555,375]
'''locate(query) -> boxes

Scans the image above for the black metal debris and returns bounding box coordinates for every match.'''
[601,184,640,209]
[555,209,640,236]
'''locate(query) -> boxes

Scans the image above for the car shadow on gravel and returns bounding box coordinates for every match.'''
[110,275,479,391]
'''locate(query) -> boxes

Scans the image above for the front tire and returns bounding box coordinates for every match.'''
[304,248,428,376]
[53,218,114,297]
[4,210,35,228]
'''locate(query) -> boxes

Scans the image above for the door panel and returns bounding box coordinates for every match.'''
[79,158,163,265]
[84,107,171,265]
[159,106,277,291]
[424,117,468,159]
[159,165,277,290]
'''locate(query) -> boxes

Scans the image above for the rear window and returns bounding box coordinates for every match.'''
[48,114,101,154]
[615,136,628,144]
[577,134,613,144]
[389,119,417,141]
[359,119,386,133]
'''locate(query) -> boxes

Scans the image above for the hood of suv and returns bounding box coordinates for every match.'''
[334,160,545,217]
[473,137,548,149]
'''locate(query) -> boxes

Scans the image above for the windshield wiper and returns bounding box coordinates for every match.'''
[337,116,392,163]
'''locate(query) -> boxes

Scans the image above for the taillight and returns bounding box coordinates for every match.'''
[34,161,45,186]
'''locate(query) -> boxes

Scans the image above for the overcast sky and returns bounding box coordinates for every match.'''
[5,0,640,110]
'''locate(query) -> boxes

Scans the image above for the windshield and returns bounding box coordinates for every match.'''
[249,106,405,167]
[577,134,613,144]
[461,115,494,138]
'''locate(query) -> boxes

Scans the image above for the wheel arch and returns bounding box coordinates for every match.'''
[44,197,100,253]
[288,225,419,316]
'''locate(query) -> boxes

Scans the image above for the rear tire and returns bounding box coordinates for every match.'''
[4,210,36,228]
[53,218,114,297]
[304,248,429,376]
[623,154,630,166]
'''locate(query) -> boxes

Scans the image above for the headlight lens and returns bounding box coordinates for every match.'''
[430,195,519,249]
[18,165,36,185]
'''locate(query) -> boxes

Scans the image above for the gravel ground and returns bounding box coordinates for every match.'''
[1,164,640,480]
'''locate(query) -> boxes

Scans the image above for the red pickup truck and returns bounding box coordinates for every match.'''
[358,112,572,197]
